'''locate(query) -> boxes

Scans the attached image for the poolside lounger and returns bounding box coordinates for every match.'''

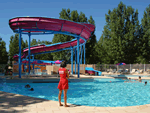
[112,69,116,73]
[117,69,123,73]
[123,69,128,74]
[131,69,136,74]
[139,70,143,74]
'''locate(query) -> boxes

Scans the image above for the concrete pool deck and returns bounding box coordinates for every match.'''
[1,91,150,113]
[1,74,150,113]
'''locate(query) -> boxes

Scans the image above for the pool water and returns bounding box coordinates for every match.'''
[105,74,149,77]
[0,78,150,107]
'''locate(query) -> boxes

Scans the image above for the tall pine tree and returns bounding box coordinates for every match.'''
[137,5,150,64]
[97,2,140,64]
[0,38,8,64]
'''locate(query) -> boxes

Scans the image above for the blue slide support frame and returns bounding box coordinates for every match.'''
[28,32,31,75]
[84,43,85,64]
[18,29,22,78]
[71,48,73,75]
[75,48,76,74]
[13,22,92,78]
[77,37,80,78]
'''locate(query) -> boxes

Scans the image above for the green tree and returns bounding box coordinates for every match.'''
[0,38,8,64]
[85,16,98,64]
[31,39,37,46]
[95,33,110,64]
[29,39,53,60]
[35,41,53,60]
[97,2,140,64]
[25,40,28,48]
[136,5,150,64]
[9,34,25,62]
[52,8,97,64]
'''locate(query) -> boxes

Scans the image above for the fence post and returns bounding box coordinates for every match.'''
[130,64,131,74]
[144,64,145,72]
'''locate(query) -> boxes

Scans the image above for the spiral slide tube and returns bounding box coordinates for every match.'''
[9,17,95,78]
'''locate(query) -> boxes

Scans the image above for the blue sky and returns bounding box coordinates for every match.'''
[0,0,149,51]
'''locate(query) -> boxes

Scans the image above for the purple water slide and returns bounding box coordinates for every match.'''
[9,17,95,60]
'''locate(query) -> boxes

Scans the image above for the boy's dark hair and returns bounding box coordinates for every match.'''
[60,61,66,68]
[139,76,141,78]
[145,81,147,84]
[30,88,34,91]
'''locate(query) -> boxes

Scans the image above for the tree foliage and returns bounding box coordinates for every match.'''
[9,35,53,62]
[52,8,97,64]
[0,38,8,64]
[30,39,53,60]
[96,2,140,64]
[136,5,150,64]
[9,34,25,63]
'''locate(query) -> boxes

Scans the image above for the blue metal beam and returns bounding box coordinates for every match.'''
[18,29,22,78]
[71,48,73,75]
[73,41,86,49]
[84,43,86,64]
[28,32,31,75]
[80,45,83,64]
[75,48,76,74]
[77,37,80,78]
[32,55,35,72]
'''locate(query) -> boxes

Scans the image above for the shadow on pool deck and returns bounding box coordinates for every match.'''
[0,91,84,113]
[0,91,50,113]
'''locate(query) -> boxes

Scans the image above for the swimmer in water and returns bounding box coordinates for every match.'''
[25,84,31,88]
[145,81,147,86]
[30,88,34,91]
[124,78,132,82]
[129,78,131,82]
[139,76,142,82]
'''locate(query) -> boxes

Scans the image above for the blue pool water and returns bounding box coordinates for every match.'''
[0,78,150,107]
[105,74,149,77]
[127,75,149,77]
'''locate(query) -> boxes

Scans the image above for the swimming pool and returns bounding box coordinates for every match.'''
[105,74,149,77]
[0,78,150,107]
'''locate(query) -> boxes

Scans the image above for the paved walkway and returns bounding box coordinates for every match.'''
[1,91,150,113]
[1,74,150,113]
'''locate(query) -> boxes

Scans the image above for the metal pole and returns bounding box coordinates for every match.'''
[18,29,22,78]
[144,64,145,72]
[28,32,31,75]
[77,37,80,78]
[32,55,34,71]
[130,64,131,74]
[75,48,76,74]
[84,44,85,64]
[80,45,83,64]
[71,48,73,75]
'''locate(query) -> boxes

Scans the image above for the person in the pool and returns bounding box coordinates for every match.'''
[145,81,147,86]
[29,88,34,91]
[128,78,132,82]
[25,84,31,88]
[138,76,142,82]
[57,61,70,107]
[124,78,132,82]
